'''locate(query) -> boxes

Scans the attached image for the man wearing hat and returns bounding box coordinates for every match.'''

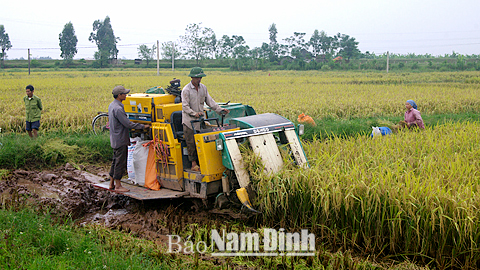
[108,85,150,192]
[181,67,229,171]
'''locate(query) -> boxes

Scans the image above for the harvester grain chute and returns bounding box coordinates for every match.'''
[93,79,309,212]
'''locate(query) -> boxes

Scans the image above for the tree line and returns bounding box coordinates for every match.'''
[1,18,479,71]
[170,23,362,67]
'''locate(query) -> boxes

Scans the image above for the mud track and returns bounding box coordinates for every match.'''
[0,163,254,247]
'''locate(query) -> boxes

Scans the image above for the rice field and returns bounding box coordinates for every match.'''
[253,122,480,268]
[2,69,480,268]
[1,69,480,132]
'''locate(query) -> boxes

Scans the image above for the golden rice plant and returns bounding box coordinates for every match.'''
[2,69,480,267]
[252,121,480,268]
[1,70,480,132]
[0,70,189,132]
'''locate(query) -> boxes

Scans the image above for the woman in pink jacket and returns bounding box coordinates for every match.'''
[404,100,425,129]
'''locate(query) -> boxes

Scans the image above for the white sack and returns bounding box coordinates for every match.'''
[132,140,150,186]
[127,137,141,181]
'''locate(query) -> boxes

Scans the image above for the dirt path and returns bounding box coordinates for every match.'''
[0,163,252,247]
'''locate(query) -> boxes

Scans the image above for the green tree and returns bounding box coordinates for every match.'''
[59,22,78,65]
[88,16,120,68]
[284,32,308,59]
[248,47,262,70]
[362,51,376,59]
[217,35,250,69]
[321,31,336,56]
[260,43,270,59]
[232,36,249,59]
[160,41,181,60]
[217,35,234,59]
[268,23,279,62]
[456,54,466,70]
[309,30,335,59]
[137,44,156,66]
[337,33,360,60]
[209,33,217,59]
[0,25,12,68]
[309,30,322,57]
[269,23,278,45]
[179,23,216,65]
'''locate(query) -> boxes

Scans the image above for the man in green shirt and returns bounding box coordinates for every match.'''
[23,85,42,138]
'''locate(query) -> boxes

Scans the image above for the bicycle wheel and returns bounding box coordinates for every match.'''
[92,113,110,135]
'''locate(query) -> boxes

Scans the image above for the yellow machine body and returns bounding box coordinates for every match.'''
[155,103,182,123]
[123,93,177,124]
[151,122,184,191]
[116,92,293,208]
[183,128,240,183]
[152,119,240,198]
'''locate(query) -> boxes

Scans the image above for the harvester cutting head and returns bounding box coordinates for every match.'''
[215,113,309,212]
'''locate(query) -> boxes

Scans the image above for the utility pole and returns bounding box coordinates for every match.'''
[386,51,389,73]
[28,48,31,75]
[172,42,175,71]
[156,40,160,76]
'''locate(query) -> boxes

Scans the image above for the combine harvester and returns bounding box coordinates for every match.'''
[93,80,309,211]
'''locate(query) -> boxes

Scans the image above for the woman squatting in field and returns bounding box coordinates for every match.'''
[402,99,425,129]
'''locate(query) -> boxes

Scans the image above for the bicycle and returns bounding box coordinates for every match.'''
[92,112,109,135]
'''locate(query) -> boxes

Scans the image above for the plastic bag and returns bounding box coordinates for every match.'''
[297,113,316,126]
[144,143,160,190]
[371,126,392,137]
[145,86,165,94]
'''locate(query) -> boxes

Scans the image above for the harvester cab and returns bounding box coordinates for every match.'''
[93,80,309,212]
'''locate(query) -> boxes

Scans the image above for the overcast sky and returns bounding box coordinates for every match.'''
[2,0,479,60]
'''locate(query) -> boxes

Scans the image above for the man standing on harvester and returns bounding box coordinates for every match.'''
[181,67,229,171]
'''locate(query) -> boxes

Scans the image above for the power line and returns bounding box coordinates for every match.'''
[9,43,156,51]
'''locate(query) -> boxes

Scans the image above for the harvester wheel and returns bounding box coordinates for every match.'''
[191,198,209,211]
[92,113,109,135]
[214,193,231,209]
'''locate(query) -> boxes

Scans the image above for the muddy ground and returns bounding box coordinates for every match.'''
[0,164,428,269]
[0,163,254,248]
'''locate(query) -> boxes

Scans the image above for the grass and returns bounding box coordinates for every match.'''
[0,169,8,180]
[301,111,480,140]
[0,208,161,269]
[0,207,425,270]
[0,207,194,269]
[0,132,111,170]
